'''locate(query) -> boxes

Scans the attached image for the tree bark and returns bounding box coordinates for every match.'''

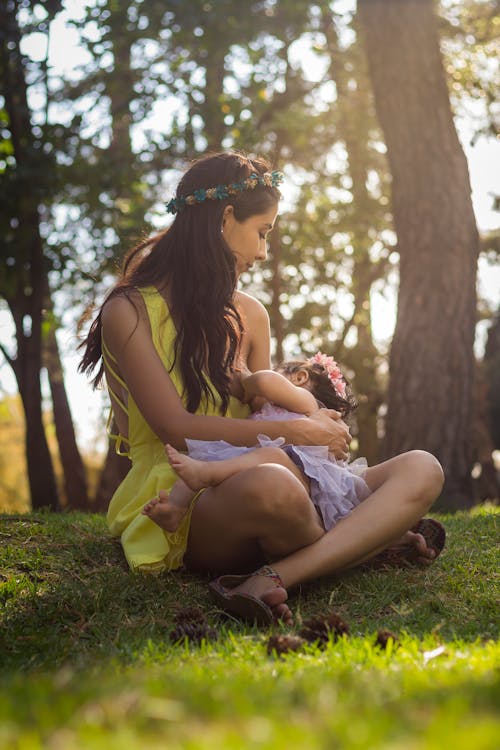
[16,341,59,511]
[93,440,131,513]
[269,221,285,363]
[472,362,500,502]
[44,318,90,510]
[0,1,59,510]
[322,9,383,464]
[358,0,480,508]
[203,47,227,152]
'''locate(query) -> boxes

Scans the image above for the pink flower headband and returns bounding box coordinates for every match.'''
[307,352,346,398]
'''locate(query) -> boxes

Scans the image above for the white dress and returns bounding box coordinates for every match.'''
[185,403,371,531]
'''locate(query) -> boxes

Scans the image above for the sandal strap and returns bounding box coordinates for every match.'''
[253,564,285,588]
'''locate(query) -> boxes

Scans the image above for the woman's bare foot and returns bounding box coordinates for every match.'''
[232,575,293,625]
[363,519,445,570]
[142,488,189,532]
[211,572,293,626]
[394,530,436,564]
[166,444,217,492]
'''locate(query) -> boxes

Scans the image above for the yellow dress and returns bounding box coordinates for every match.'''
[103,286,250,572]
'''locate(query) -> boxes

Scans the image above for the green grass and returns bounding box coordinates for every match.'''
[0,507,498,749]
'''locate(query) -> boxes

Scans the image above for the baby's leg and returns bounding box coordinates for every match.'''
[166,443,309,494]
[142,480,193,532]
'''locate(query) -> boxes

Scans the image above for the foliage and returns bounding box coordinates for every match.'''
[0,396,29,512]
[0,507,498,748]
[439,0,500,141]
[0,0,498,509]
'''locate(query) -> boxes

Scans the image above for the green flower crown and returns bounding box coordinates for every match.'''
[166,170,284,214]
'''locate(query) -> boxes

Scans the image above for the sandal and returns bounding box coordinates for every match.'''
[362,518,446,569]
[208,565,289,625]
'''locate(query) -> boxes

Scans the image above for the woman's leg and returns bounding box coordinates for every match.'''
[266,450,444,589]
[187,450,444,610]
[186,462,324,623]
[185,461,324,573]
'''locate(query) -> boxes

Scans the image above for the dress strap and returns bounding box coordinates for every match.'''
[102,337,129,418]
[102,336,131,457]
[106,410,131,457]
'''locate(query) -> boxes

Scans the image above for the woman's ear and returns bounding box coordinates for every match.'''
[289,368,310,387]
[222,204,234,228]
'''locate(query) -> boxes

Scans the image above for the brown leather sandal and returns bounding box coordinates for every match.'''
[209,565,288,625]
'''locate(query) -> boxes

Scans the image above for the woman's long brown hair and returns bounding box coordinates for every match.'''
[78,152,280,415]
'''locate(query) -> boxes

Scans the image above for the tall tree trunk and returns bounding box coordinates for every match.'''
[0,1,59,510]
[44,316,90,510]
[474,308,500,501]
[93,440,131,512]
[358,0,479,509]
[472,362,500,502]
[322,10,383,463]
[107,6,134,187]
[268,222,284,363]
[16,327,59,512]
[203,47,227,151]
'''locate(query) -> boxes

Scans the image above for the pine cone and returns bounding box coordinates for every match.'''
[299,613,349,646]
[266,634,306,656]
[169,621,217,645]
[169,606,217,644]
[374,629,400,650]
[173,607,207,626]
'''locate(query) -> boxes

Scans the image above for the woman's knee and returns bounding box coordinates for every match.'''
[252,446,290,466]
[405,450,444,505]
[244,463,312,521]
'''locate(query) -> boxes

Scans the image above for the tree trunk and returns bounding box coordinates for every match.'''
[44,319,90,510]
[0,1,60,510]
[322,9,383,464]
[203,47,227,151]
[269,220,285,363]
[93,440,131,513]
[358,0,479,508]
[17,343,60,512]
[472,362,500,502]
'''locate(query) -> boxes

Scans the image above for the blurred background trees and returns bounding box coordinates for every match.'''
[0,0,498,512]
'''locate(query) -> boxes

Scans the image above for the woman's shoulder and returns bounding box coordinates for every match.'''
[102,289,146,322]
[235,290,269,324]
[101,290,149,346]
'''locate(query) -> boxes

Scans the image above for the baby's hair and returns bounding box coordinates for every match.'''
[276,359,357,418]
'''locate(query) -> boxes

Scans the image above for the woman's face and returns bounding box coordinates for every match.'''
[221,204,278,275]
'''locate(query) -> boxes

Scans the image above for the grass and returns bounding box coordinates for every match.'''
[0,506,498,749]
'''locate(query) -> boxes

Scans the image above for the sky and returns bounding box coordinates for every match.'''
[0,0,499,455]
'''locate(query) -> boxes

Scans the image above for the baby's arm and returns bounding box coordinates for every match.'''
[242,370,318,415]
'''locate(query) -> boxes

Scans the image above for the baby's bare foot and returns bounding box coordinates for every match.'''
[165,444,213,492]
[142,489,187,533]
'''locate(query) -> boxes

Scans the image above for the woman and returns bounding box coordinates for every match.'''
[80,151,445,626]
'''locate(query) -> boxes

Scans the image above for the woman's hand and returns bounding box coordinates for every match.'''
[292,408,351,459]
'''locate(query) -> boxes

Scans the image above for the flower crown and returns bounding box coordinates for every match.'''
[307,351,347,398]
[166,170,284,214]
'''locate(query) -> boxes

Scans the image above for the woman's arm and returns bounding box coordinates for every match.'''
[242,370,318,415]
[102,294,350,456]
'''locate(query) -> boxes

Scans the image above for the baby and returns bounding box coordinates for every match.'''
[143,352,371,533]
